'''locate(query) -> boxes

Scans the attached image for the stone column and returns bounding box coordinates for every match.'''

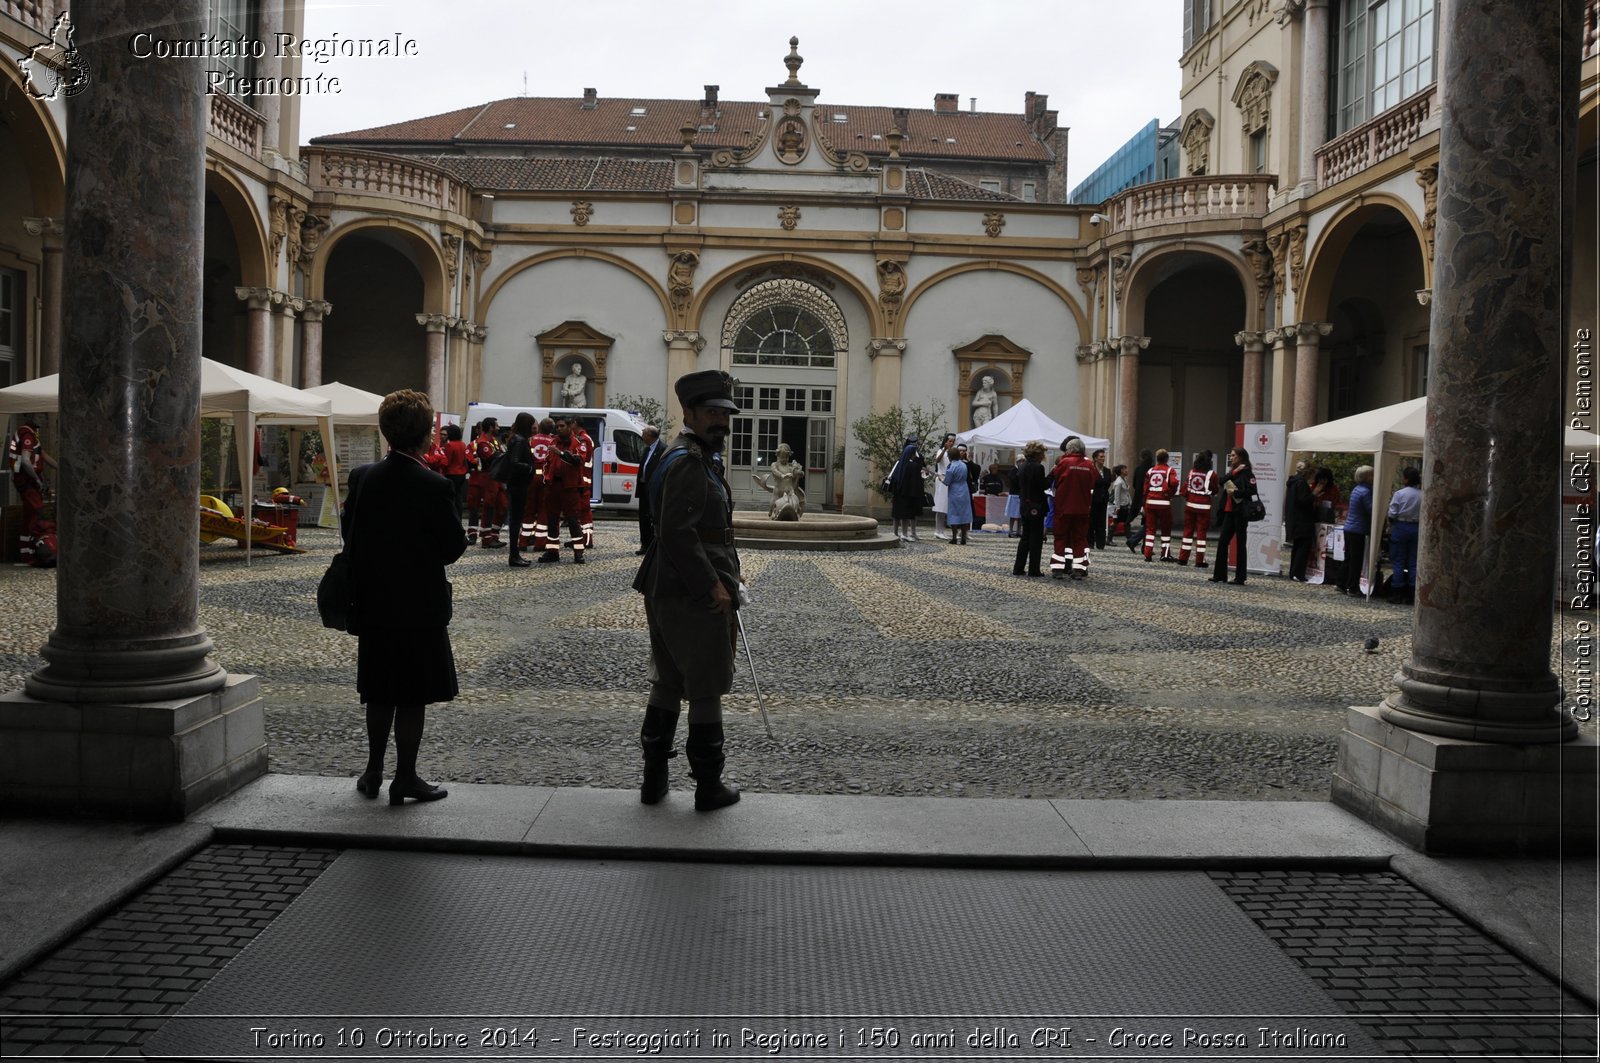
[867,338,906,414]
[252,2,283,156]
[416,313,451,409]
[1234,330,1267,422]
[235,286,273,378]
[1291,321,1331,430]
[1296,0,1332,194]
[1112,335,1148,465]
[1268,327,1297,425]
[299,300,330,388]
[273,295,302,385]
[1332,0,1593,854]
[23,218,64,376]
[1,0,264,819]
[661,330,706,425]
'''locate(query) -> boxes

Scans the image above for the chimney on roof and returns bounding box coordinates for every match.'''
[703,84,719,107]
[892,107,910,130]
[1025,90,1038,120]
[582,87,598,109]
[969,97,977,112]
[934,93,959,114]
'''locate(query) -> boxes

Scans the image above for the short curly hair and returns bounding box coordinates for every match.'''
[378,389,434,452]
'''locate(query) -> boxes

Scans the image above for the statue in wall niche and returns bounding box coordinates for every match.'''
[971,375,999,427]
[752,443,806,520]
[562,364,589,407]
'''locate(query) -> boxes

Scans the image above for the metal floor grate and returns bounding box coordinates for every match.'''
[144,851,1381,1059]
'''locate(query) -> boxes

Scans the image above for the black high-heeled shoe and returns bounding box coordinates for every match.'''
[356,771,382,799]
[388,775,449,805]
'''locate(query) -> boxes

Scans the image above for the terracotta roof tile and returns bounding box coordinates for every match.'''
[906,170,1020,202]
[316,96,1055,163]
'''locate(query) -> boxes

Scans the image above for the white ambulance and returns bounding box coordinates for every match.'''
[464,403,650,512]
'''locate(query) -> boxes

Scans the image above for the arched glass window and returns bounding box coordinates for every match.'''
[732,306,838,367]
[723,278,847,369]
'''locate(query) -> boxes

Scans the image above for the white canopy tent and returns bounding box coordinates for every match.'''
[956,398,1110,453]
[1287,397,1599,598]
[0,359,336,558]
[300,381,384,424]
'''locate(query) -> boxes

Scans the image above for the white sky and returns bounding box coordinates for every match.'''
[297,0,1183,193]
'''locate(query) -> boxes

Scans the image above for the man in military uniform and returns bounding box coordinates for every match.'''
[632,370,743,811]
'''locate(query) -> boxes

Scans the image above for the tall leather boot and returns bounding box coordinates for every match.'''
[684,722,740,811]
[639,705,680,805]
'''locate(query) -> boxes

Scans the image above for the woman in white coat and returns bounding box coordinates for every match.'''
[931,433,956,539]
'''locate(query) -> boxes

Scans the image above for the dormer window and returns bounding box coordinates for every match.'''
[946,138,957,144]
[630,106,647,116]
[626,125,637,132]
[832,113,848,123]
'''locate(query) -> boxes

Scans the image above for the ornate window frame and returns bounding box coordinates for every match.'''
[1231,61,1278,173]
[1180,109,1215,177]
[722,277,848,368]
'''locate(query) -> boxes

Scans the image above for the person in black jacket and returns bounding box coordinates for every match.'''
[343,389,468,804]
[1012,441,1049,576]
[1126,448,1155,551]
[503,412,536,567]
[1284,461,1317,581]
[635,425,663,556]
[1209,447,1259,586]
[1089,448,1113,549]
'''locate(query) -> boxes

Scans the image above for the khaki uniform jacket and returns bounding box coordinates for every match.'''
[632,432,741,606]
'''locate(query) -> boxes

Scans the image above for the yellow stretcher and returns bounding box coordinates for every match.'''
[199,495,305,554]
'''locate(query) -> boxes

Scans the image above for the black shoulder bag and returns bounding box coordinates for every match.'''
[317,472,366,632]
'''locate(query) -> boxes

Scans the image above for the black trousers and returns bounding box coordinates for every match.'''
[639,501,655,551]
[1288,535,1313,580]
[1089,501,1108,548]
[1339,531,1367,592]
[1212,511,1248,582]
[1014,514,1045,574]
[506,482,528,557]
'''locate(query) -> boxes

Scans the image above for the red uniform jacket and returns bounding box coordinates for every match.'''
[469,432,500,481]
[1144,463,1179,507]
[1183,468,1217,506]
[1052,453,1097,516]
[529,432,556,480]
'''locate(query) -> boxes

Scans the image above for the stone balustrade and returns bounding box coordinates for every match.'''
[302,147,468,214]
[1316,85,1436,189]
[207,92,264,159]
[1100,174,1277,235]
[1587,0,1599,60]
[1,0,48,34]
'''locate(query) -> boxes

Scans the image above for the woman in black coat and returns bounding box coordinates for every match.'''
[1284,462,1317,581]
[1011,441,1049,576]
[344,389,469,804]
[889,436,927,541]
[1209,447,1259,586]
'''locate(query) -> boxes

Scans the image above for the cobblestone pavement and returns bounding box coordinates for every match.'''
[1,521,1591,800]
[1,846,1594,1058]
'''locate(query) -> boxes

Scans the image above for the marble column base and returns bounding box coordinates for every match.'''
[1332,706,1597,856]
[0,673,267,820]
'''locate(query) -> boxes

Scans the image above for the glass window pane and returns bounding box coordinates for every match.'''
[757,419,779,463]
[759,387,779,411]
[731,418,752,467]
[810,389,832,413]
[807,421,829,470]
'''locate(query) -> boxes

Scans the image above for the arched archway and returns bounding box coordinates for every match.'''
[1301,200,1430,419]
[479,248,672,325]
[689,254,880,336]
[202,169,270,371]
[0,66,66,386]
[902,261,1088,341]
[1122,243,1259,336]
[1126,248,1249,461]
[310,219,449,312]
[319,228,436,395]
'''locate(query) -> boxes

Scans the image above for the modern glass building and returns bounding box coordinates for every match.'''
[1070,118,1179,204]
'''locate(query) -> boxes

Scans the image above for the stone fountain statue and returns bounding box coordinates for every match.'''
[752,443,806,520]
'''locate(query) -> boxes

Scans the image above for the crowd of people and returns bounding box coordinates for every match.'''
[877,432,1422,601]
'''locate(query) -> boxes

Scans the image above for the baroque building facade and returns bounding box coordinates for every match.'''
[2,3,1596,515]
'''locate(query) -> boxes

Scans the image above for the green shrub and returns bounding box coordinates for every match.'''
[850,401,948,497]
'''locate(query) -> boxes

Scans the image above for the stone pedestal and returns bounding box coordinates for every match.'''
[0,676,267,820]
[1333,707,1597,854]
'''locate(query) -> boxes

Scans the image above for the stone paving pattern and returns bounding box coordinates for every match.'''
[2,522,1590,801]
[1,846,1595,1057]
[1211,870,1599,1059]
[0,845,337,1056]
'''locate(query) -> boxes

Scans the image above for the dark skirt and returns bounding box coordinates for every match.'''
[357,628,458,706]
[891,490,924,519]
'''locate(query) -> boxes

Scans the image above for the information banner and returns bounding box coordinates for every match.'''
[1238,422,1286,575]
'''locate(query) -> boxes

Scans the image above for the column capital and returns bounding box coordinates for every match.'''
[235,286,274,310]
[300,300,332,322]
[1415,288,1432,306]
[1074,344,1101,364]
[22,217,65,246]
[1115,335,1151,358]
[1293,321,1333,341]
[1277,0,1306,23]
[415,313,455,333]
[274,295,306,316]
[867,337,906,359]
[1234,330,1268,351]
[662,329,707,353]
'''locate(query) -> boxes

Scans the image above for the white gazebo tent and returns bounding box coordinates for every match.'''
[300,381,384,424]
[956,398,1110,453]
[1286,398,1424,599]
[0,359,336,559]
[1286,397,1599,598]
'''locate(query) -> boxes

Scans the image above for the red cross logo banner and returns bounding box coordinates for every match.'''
[623,480,634,492]
[1257,433,1271,447]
